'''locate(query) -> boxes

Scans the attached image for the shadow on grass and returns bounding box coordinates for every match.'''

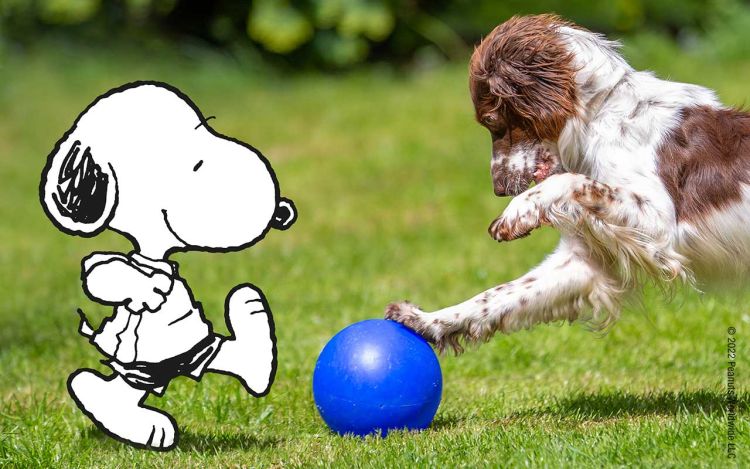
[81,426,283,452]
[514,389,748,421]
[430,414,464,431]
[179,429,283,452]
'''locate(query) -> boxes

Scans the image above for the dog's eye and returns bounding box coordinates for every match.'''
[193,160,204,172]
[482,115,507,138]
[481,115,496,126]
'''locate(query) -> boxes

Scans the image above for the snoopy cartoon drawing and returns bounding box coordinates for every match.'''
[39,81,297,450]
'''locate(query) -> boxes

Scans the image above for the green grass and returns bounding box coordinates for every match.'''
[1,43,749,467]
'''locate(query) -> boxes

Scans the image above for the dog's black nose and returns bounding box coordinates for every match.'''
[271,197,297,230]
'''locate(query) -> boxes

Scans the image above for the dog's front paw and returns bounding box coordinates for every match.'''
[571,180,617,215]
[385,301,421,325]
[488,196,546,241]
[385,301,434,339]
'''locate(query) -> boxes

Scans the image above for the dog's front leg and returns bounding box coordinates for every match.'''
[386,237,622,353]
[490,172,686,282]
[489,173,620,241]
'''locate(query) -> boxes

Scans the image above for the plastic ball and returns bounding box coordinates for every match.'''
[312,319,442,436]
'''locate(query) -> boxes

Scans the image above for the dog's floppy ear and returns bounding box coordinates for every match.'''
[40,137,117,237]
[485,58,577,140]
[471,15,578,140]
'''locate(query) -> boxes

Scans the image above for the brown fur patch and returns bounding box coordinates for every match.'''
[657,106,750,221]
[573,180,617,216]
[488,213,538,241]
[384,302,435,344]
[470,14,579,141]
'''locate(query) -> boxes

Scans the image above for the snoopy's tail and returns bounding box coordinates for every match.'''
[77,308,95,337]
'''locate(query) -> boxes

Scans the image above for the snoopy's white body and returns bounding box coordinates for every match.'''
[41,82,296,450]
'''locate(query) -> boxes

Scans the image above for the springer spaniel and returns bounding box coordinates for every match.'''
[386,14,750,352]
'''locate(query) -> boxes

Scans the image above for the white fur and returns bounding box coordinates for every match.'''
[677,185,750,275]
[387,25,736,350]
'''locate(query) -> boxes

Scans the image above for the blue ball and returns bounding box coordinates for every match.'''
[312,319,442,437]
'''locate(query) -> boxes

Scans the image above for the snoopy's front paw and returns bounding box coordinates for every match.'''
[126,272,172,312]
[207,284,276,396]
[488,196,546,241]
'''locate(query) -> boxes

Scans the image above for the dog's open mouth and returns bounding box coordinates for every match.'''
[492,146,563,196]
[533,160,555,183]
[533,147,563,184]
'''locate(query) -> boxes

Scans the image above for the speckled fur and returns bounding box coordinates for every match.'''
[385,15,750,354]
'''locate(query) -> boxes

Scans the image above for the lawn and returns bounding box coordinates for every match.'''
[1,43,749,467]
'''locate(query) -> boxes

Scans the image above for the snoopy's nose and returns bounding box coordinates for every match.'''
[271,197,297,230]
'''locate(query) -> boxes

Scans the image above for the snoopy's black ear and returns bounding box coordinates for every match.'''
[41,138,117,236]
[52,141,109,223]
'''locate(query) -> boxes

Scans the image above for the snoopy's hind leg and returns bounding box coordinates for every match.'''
[206,284,276,396]
[68,369,177,450]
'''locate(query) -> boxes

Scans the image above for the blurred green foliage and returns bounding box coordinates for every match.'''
[2,0,750,68]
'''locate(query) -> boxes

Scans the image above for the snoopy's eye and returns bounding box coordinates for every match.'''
[193,160,204,172]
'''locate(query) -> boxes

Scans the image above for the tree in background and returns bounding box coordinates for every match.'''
[2,0,750,68]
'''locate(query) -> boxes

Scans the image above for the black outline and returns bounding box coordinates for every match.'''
[40,81,292,451]
[68,282,277,450]
[167,310,193,326]
[51,141,109,224]
[40,135,119,239]
[271,197,297,231]
[80,252,175,309]
[40,80,297,254]
[207,283,278,398]
[194,115,216,130]
[161,210,190,248]
[80,252,215,370]
[66,369,179,452]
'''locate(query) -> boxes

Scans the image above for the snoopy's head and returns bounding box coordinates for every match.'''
[40,82,296,257]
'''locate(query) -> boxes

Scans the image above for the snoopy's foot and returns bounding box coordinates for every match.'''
[207,284,276,396]
[68,369,177,450]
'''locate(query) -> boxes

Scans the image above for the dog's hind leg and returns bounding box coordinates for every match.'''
[385,237,622,353]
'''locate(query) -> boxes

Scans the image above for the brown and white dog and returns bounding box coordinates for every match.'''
[386,14,750,352]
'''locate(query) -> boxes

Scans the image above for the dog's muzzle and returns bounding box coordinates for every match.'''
[271,197,297,230]
[491,168,530,197]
